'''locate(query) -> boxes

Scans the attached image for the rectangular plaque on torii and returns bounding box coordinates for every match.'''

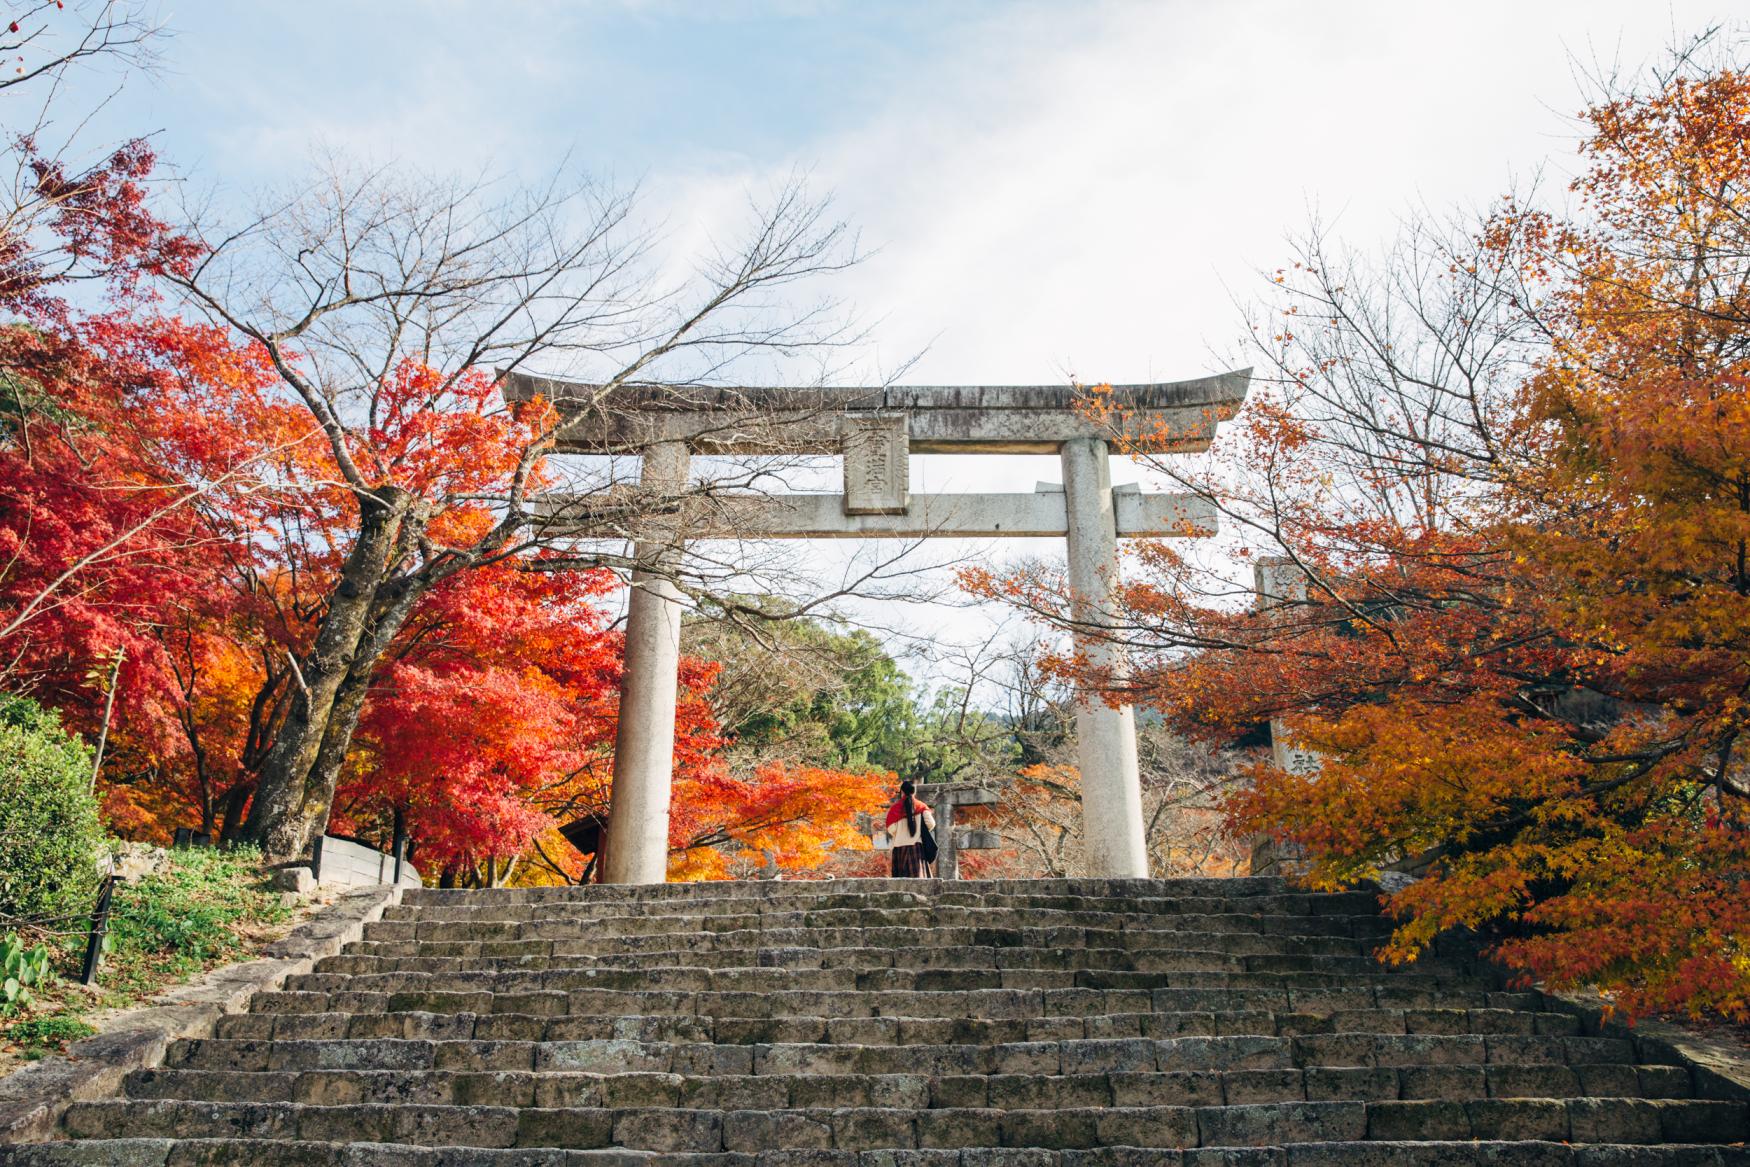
[842,414,909,515]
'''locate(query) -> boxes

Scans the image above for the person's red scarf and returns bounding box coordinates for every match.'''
[885,798,929,828]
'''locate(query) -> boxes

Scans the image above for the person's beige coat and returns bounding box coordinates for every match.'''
[881,803,935,849]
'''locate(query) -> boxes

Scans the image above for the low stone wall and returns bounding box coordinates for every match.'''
[0,884,402,1144]
[314,835,421,890]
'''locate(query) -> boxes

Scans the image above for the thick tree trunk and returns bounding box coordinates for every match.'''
[240,488,416,865]
[217,782,252,843]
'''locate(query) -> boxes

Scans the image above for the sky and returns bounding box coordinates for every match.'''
[49,0,1744,682]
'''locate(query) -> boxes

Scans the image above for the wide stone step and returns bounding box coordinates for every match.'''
[381,896,1344,920]
[244,983,1546,1025]
[399,876,1300,904]
[124,1062,1696,1110]
[327,934,1385,970]
[244,981,1526,1025]
[366,909,1397,942]
[14,1139,1750,1167]
[361,923,1400,955]
[390,885,1391,920]
[386,902,1393,923]
[214,1004,1577,1046]
[383,900,1388,924]
[283,956,1465,996]
[349,929,1400,964]
[59,1096,1750,1151]
[163,1033,1642,1077]
[12,1138,1750,1166]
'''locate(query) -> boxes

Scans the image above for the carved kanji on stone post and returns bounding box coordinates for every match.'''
[504,371,1253,883]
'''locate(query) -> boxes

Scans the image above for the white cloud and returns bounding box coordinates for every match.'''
[632,0,1736,666]
[123,0,1741,675]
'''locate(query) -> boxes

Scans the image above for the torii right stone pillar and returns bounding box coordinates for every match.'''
[601,440,690,885]
[1060,438,1150,878]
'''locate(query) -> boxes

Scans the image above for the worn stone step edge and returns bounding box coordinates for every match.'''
[368,911,1394,938]
[328,935,1394,967]
[160,1033,1646,1077]
[0,885,403,1146]
[358,928,1400,956]
[8,1138,1750,1167]
[281,961,1481,996]
[356,924,1403,953]
[381,897,1387,925]
[57,1096,1750,1151]
[211,1005,1580,1045]
[387,888,1367,909]
[236,993,1547,1028]
[298,971,1501,994]
[122,1062,1698,1109]
[400,876,1300,901]
[382,897,1386,916]
[242,982,1516,1022]
[295,958,1423,986]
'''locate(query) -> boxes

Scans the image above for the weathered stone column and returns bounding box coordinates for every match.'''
[1250,558,1314,876]
[1060,438,1149,878]
[602,440,690,885]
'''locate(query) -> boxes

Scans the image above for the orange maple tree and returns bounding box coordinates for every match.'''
[970,47,1750,1020]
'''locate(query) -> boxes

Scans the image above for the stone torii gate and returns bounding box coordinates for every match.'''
[503,371,1252,884]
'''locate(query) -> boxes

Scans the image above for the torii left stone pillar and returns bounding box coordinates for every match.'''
[600,440,690,885]
[1061,437,1148,878]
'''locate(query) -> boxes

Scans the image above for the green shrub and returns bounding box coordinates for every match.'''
[102,846,289,995]
[0,696,103,925]
[0,933,55,1014]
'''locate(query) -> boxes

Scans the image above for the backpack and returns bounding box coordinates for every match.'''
[918,818,939,865]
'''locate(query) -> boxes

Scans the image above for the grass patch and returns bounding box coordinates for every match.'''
[97,846,292,997]
[5,1015,95,1059]
[1,845,296,1072]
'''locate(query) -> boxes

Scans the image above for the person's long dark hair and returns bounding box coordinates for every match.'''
[900,780,917,834]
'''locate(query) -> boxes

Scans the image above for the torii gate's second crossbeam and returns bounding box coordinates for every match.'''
[504,370,1252,883]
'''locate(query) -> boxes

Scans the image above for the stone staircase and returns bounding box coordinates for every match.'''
[7,877,1747,1164]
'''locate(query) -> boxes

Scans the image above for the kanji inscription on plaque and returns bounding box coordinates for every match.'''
[842,414,909,515]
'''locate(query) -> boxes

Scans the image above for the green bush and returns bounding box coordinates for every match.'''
[0,933,55,1014]
[102,846,289,995]
[0,696,103,925]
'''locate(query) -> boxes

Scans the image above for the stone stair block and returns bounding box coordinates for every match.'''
[14,877,1742,1164]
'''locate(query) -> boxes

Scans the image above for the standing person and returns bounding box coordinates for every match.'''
[882,781,936,878]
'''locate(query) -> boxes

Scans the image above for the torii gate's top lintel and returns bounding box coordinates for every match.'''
[502,368,1251,455]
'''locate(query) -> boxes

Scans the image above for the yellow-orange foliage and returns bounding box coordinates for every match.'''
[970,52,1750,1021]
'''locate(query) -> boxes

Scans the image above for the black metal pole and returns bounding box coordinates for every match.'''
[80,873,117,987]
[391,806,407,885]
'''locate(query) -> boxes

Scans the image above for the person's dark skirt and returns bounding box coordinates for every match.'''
[891,843,923,877]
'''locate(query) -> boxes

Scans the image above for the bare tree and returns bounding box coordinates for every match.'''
[978,206,1546,706]
[168,158,866,864]
[0,1,158,96]
[2,2,166,297]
